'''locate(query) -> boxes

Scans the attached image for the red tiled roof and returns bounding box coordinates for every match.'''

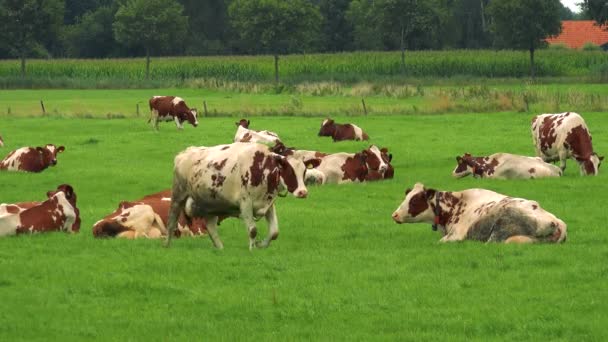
[546,20,608,49]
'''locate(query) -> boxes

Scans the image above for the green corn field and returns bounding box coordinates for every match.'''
[1,50,607,83]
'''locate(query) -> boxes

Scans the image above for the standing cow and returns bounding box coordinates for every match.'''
[452,153,562,179]
[0,144,65,173]
[0,184,80,236]
[392,183,567,244]
[165,142,310,250]
[318,118,369,142]
[149,96,198,130]
[531,112,603,175]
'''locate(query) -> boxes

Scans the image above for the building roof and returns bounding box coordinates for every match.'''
[546,20,608,49]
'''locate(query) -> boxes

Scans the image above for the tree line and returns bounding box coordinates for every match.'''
[0,0,605,79]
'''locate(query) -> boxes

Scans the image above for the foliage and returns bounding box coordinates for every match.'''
[63,6,118,58]
[228,0,322,55]
[583,0,608,25]
[582,42,602,51]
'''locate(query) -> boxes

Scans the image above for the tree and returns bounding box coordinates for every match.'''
[583,0,608,25]
[489,0,562,79]
[229,0,322,84]
[346,0,384,50]
[113,0,188,79]
[178,0,231,55]
[319,0,354,52]
[0,0,64,77]
[64,6,118,58]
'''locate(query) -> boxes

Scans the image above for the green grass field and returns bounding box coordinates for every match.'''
[1,112,607,340]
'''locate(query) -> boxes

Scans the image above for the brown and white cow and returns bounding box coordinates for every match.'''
[0,184,80,236]
[0,144,65,173]
[452,153,562,179]
[318,118,369,142]
[149,96,198,130]
[311,145,389,184]
[391,183,567,244]
[165,142,310,250]
[366,148,394,181]
[92,190,207,239]
[531,112,603,175]
[234,119,281,144]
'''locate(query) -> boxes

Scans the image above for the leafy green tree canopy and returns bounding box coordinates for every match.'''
[583,0,608,25]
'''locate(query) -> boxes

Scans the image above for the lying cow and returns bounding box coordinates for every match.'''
[0,184,80,236]
[532,112,603,175]
[149,96,198,130]
[234,119,281,144]
[318,118,369,142]
[366,148,394,181]
[391,183,567,244]
[92,190,207,239]
[166,142,310,250]
[0,144,65,173]
[452,153,562,179]
[311,145,389,184]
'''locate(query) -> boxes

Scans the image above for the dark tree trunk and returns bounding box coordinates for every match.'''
[529,47,535,80]
[480,0,487,32]
[274,54,279,85]
[21,55,26,78]
[146,48,151,80]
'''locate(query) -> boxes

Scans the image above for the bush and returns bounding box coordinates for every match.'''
[581,43,601,51]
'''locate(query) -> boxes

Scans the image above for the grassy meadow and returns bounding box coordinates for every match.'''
[1,113,607,340]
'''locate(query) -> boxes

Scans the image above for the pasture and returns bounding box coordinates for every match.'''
[1,112,607,340]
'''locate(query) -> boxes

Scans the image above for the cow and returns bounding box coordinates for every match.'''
[452,153,562,179]
[0,144,65,173]
[0,184,80,237]
[234,119,281,144]
[391,183,567,244]
[92,190,208,239]
[148,96,198,130]
[531,112,603,175]
[0,135,4,147]
[366,148,394,181]
[311,145,389,184]
[269,143,327,185]
[165,142,310,250]
[318,118,369,142]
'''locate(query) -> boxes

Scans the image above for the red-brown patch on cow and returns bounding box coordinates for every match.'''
[16,196,62,233]
[241,171,250,186]
[211,174,226,187]
[565,125,594,161]
[237,119,250,128]
[240,133,252,142]
[221,146,230,150]
[212,158,228,170]
[528,168,536,174]
[532,205,538,210]
[408,192,429,217]
[539,115,558,152]
[249,227,257,239]
[333,124,356,141]
[5,205,20,214]
[276,158,298,193]
[341,153,368,182]
[314,151,328,158]
[249,151,267,186]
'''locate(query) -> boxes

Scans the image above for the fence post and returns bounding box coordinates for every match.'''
[203,101,208,117]
[136,103,140,117]
[40,100,46,115]
[361,98,368,116]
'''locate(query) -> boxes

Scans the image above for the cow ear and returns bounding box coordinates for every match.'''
[405,188,412,195]
[424,189,436,200]
[247,120,250,126]
[600,156,605,161]
[36,147,44,153]
[380,147,388,154]
[456,156,463,163]
[57,146,65,153]
[235,122,239,127]
[388,153,393,162]
[46,191,53,198]
[304,158,321,169]
[64,185,74,199]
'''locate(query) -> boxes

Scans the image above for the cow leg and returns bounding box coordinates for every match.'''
[559,151,568,171]
[505,235,536,244]
[165,186,188,248]
[239,205,258,250]
[257,204,279,249]
[205,216,224,249]
[150,110,159,131]
[174,117,184,130]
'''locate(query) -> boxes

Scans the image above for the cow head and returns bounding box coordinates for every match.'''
[363,145,388,173]
[318,118,335,137]
[46,184,80,233]
[380,148,394,179]
[579,153,603,176]
[37,144,64,167]
[186,109,198,127]
[452,153,476,178]
[274,154,309,198]
[392,183,436,224]
[236,119,250,128]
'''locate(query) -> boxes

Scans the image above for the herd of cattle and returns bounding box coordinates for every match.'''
[0,96,602,246]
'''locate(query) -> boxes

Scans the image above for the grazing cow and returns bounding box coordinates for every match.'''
[165,142,310,250]
[0,135,4,147]
[318,118,369,142]
[0,144,65,173]
[312,145,388,184]
[531,112,603,175]
[391,183,567,244]
[92,190,208,239]
[149,96,198,130]
[0,184,80,237]
[452,153,562,179]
